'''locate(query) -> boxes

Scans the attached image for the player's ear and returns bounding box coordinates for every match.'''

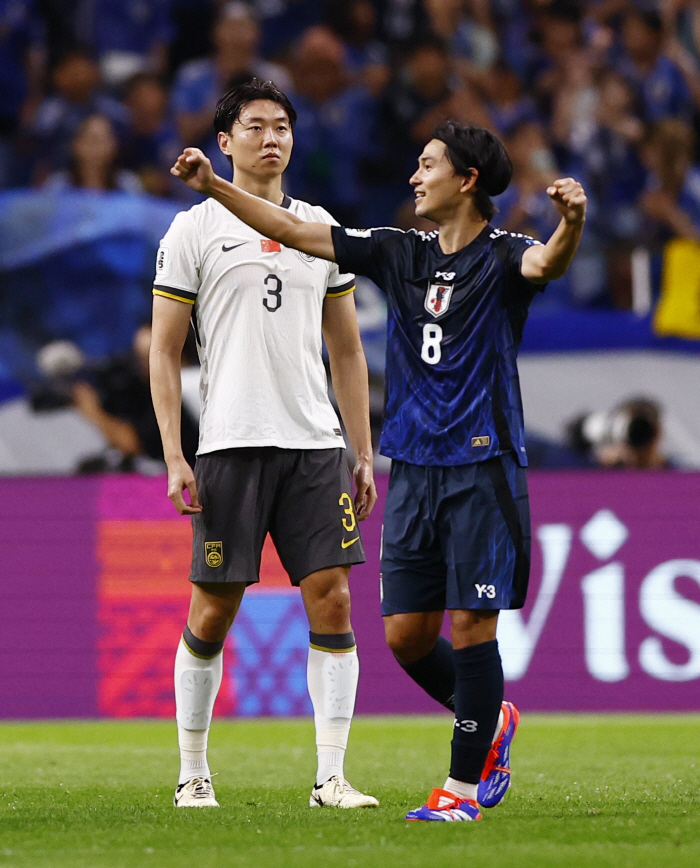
[460,169,478,194]
[217,131,232,157]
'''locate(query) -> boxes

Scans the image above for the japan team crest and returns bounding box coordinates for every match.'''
[425,281,454,318]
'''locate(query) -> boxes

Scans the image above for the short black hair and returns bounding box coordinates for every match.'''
[432,120,512,221]
[213,78,297,135]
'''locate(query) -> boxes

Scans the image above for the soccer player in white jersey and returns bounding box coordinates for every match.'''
[149,79,378,810]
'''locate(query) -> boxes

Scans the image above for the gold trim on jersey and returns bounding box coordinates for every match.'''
[326,284,356,298]
[153,287,195,305]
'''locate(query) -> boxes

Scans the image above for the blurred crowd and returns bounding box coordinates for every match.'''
[4,0,700,310]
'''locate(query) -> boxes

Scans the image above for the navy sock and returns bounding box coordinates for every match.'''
[395,636,455,712]
[449,639,504,784]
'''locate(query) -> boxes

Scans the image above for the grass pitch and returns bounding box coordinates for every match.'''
[0,716,698,868]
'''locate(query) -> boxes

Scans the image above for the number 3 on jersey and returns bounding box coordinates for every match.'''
[263,274,283,312]
[421,323,443,365]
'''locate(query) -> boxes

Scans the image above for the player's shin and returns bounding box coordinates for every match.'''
[174,626,224,784]
[394,635,456,711]
[307,631,358,785]
[447,639,504,798]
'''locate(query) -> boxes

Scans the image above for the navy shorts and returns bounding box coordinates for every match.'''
[380,453,531,615]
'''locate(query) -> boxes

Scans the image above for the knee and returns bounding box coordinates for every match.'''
[189,599,236,642]
[304,571,351,616]
[384,620,436,664]
[450,610,498,648]
[317,584,351,629]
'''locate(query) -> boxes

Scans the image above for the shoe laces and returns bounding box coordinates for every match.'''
[186,775,216,798]
[331,776,360,795]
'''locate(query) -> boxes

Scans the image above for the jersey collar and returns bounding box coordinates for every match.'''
[433,222,493,258]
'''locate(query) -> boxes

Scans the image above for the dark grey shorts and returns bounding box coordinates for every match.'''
[190,447,366,585]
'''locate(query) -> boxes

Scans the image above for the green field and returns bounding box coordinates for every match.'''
[1,715,698,868]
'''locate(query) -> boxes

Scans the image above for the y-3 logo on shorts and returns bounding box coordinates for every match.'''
[475,584,496,599]
[454,718,478,733]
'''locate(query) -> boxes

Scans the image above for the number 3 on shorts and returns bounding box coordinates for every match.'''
[421,323,443,365]
[339,492,357,532]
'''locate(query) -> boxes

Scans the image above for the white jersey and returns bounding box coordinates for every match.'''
[153,195,355,454]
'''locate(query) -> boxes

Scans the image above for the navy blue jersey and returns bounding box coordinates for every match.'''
[331,224,544,467]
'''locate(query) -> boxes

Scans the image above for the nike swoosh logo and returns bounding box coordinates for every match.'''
[222,242,247,252]
[341,536,360,549]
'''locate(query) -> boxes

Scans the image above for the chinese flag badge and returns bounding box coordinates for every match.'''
[260,239,281,253]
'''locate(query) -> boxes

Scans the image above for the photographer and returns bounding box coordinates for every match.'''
[32,324,199,473]
[567,397,674,470]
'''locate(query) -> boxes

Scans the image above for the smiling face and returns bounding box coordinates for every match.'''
[218,99,293,179]
[409,139,475,222]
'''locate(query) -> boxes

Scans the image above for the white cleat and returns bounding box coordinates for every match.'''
[173,777,220,807]
[309,775,379,809]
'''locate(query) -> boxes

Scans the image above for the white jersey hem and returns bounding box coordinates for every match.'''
[198,438,346,455]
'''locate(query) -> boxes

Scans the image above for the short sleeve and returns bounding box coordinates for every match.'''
[330,225,405,289]
[494,232,546,299]
[307,205,356,298]
[153,210,200,305]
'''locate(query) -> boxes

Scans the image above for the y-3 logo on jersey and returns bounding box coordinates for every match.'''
[425,279,454,318]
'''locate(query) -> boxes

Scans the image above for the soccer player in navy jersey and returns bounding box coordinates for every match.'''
[170,119,586,822]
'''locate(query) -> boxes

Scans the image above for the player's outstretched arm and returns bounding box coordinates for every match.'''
[520,178,587,283]
[150,295,202,516]
[171,148,337,262]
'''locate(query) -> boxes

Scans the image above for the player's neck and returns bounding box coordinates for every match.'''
[437,213,488,255]
[230,169,286,207]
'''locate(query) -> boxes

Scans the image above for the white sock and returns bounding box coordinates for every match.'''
[174,638,223,785]
[307,646,359,786]
[492,708,504,743]
[443,776,478,802]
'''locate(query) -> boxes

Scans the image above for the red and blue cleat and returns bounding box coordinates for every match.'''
[405,788,482,822]
[478,700,520,808]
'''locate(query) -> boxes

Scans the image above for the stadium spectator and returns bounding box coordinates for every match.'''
[284,26,375,224]
[30,47,129,178]
[72,0,174,88]
[482,59,540,139]
[569,69,647,306]
[640,117,700,245]
[167,0,218,74]
[616,7,694,123]
[121,73,181,197]
[370,33,489,211]
[0,0,45,188]
[424,0,499,83]
[325,0,390,95]
[575,69,645,234]
[171,2,290,180]
[532,3,586,118]
[42,113,142,193]
[497,121,560,242]
[373,0,430,49]
[254,0,324,60]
